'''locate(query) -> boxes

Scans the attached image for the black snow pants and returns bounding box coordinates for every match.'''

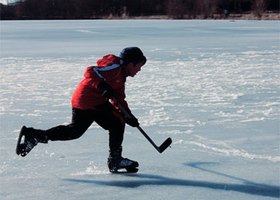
[44,103,125,152]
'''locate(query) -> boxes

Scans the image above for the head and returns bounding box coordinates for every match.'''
[120,47,146,77]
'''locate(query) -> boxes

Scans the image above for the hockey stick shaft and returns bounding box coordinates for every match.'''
[137,126,172,153]
[110,97,172,153]
[137,126,162,152]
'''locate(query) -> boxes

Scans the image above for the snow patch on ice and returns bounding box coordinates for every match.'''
[176,136,280,162]
[72,164,109,176]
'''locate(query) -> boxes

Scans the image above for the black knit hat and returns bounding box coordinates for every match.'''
[120,47,146,64]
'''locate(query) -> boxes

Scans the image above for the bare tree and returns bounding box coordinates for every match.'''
[166,0,185,19]
[252,0,266,18]
[195,0,218,18]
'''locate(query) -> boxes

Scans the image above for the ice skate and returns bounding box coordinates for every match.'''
[107,147,139,173]
[16,126,47,157]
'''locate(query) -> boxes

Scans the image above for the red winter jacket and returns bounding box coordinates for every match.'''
[71,54,130,111]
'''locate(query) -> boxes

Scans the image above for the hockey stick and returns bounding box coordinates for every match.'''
[110,97,172,153]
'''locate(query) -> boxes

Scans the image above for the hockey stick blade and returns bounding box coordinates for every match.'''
[158,137,172,153]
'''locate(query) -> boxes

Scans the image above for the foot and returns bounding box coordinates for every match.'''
[108,156,139,173]
[16,126,47,157]
[16,126,38,156]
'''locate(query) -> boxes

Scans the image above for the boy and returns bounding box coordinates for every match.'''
[16,47,147,173]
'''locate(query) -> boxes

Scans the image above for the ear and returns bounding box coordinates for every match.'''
[127,62,134,68]
[123,62,134,75]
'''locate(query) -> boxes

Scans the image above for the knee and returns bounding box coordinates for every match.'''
[66,125,87,140]
[69,130,84,140]
[111,120,125,131]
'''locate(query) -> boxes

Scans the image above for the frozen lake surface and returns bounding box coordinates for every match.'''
[0,20,279,200]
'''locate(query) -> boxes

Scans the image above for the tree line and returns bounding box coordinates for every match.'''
[1,0,279,20]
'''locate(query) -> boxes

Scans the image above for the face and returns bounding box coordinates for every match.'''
[126,61,145,77]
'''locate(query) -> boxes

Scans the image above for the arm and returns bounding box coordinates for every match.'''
[113,86,139,127]
[98,80,139,127]
[97,80,114,99]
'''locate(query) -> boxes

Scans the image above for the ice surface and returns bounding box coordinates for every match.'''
[0,20,279,200]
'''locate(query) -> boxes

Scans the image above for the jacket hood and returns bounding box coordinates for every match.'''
[84,54,122,79]
[97,54,121,67]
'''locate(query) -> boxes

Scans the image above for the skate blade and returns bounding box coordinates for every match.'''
[110,167,139,174]
[17,144,28,157]
[125,167,138,173]
[16,126,29,157]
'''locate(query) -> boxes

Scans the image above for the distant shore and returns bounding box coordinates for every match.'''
[106,13,280,20]
[1,12,279,21]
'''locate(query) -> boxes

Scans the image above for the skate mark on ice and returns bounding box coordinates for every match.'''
[177,135,280,162]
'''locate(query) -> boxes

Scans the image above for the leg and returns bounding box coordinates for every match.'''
[46,108,95,141]
[16,108,96,156]
[94,104,125,152]
[94,104,139,172]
